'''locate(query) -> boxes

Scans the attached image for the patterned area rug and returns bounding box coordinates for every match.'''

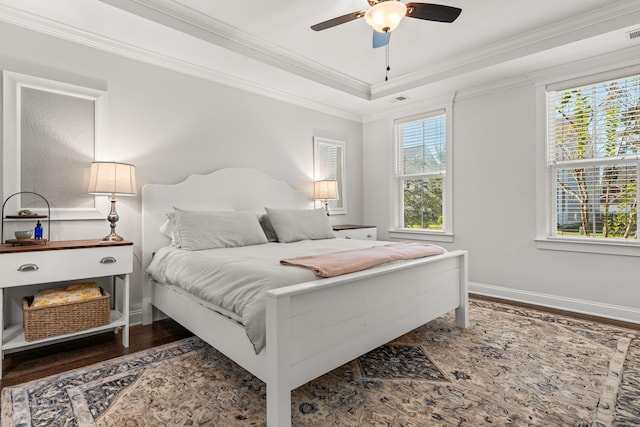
[2,300,639,426]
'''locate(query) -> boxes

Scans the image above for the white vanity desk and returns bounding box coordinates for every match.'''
[0,239,132,378]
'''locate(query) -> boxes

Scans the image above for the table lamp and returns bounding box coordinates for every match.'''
[314,180,339,216]
[88,161,136,241]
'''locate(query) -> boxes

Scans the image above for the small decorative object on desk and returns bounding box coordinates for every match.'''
[14,230,32,240]
[34,220,43,239]
[1,191,51,244]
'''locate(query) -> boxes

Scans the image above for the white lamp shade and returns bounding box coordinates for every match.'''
[365,1,407,33]
[314,180,339,200]
[88,162,137,196]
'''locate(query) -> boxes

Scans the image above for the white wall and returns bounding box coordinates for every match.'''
[0,21,363,322]
[364,80,640,322]
[2,19,637,326]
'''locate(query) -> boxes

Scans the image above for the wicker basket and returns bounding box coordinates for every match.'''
[22,288,111,341]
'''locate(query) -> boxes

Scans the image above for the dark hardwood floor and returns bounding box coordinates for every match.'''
[472,293,640,331]
[0,319,193,390]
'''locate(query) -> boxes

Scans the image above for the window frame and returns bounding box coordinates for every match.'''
[390,106,453,243]
[536,67,640,256]
[313,136,346,215]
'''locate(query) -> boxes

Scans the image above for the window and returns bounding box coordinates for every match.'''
[314,136,346,214]
[545,73,639,243]
[394,109,452,238]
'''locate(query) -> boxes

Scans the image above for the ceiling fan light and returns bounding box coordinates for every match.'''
[364,1,407,33]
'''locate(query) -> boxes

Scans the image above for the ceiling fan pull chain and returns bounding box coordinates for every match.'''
[385,33,390,81]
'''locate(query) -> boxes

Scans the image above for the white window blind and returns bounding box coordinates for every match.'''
[396,110,447,231]
[313,137,346,214]
[546,74,639,241]
[317,143,338,181]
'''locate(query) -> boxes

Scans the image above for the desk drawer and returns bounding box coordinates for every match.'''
[0,246,132,287]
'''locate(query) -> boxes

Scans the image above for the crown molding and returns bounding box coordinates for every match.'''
[98,0,372,100]
[365,45,640,122]
[369,0,640,100]
[1,0,638,123]
[453,75,533,102]
[0,2,364,122]
[363,92,455,123]
[99,0,640,101]
[361,75,533,123]
[364,41,640,122]
[527,44,640,86]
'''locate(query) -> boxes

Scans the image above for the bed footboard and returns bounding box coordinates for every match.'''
[264,250,468,426]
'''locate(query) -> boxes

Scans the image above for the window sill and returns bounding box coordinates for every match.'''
[388,229,454,243]
[535,237,640,257]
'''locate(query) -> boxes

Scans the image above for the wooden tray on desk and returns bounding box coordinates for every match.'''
[4,239,48,246]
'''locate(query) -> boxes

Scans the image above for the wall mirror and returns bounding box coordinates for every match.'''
[313,136,346,215]
[3,71,107,219]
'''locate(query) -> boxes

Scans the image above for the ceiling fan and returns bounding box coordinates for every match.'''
[311,1,462,48]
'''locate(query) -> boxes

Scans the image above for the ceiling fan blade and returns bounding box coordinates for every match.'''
[372,31,390,48]
[405,3,462,23]
[311,11,366,31]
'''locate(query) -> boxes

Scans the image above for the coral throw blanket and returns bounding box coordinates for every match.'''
[280,242,446,278]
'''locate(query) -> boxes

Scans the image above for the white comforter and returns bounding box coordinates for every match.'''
[145,239,389,354]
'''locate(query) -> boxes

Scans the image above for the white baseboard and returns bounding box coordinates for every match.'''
[129,308,169,327]
[129,309,143,327]
[469,282,640,325]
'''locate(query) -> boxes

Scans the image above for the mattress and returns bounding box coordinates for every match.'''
[146,239,401,353]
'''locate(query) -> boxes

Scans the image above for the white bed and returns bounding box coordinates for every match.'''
[142,167,468,427]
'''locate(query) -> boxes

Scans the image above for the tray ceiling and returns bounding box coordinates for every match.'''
[1,0,639,119]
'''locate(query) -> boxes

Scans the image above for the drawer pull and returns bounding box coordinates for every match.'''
[100,256,117,264]
[367,234,373,238]
[345,236,352,239]
[18,263,39,272]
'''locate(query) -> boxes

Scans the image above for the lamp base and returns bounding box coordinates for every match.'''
[101,197,124,242]
[102,232,124,242]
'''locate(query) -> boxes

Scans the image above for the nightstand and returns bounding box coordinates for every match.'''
[0,239,133,378]
[333,225,377,240]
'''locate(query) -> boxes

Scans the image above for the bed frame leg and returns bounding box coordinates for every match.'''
[455,302,468,328]
[455,251,469,329]
[267,384,291,427]
[265,294,292,426]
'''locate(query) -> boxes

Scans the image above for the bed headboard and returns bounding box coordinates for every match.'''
[142,168,312,269]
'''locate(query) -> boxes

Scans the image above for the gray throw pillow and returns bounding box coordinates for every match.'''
[265,207,335,243]
[173,207,268,250]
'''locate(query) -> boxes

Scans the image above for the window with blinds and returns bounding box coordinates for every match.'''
[313,136,346,214]
[396,110,447,231]
[546,74,639,241]
[316,142,338,181]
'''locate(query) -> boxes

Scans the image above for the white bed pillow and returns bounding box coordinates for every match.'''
[265,207,336,243]
[159,212,181,247]
[173,207,268,250]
